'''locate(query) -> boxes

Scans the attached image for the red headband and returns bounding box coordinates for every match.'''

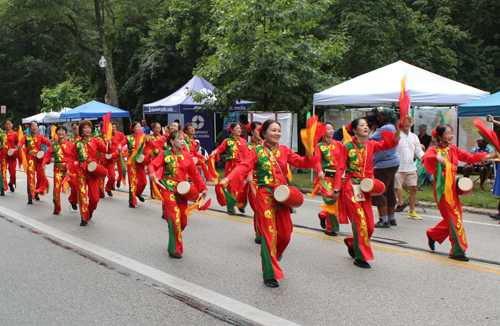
[346,122,352,134]
[227,125,232,133]
[246,124,251,133]
[432,129,437,138]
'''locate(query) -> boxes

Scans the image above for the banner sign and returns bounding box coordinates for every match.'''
[182,107,214,152]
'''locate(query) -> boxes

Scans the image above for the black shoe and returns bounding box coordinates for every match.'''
[88,212,93,220]
[53,211,59,215]
[375,221,390,228]
[161,213,165,219]
[35,194,40,201]
[353,259,371,268]
[389,219,397,226]
[238,207,245,214]
[80,221,88,226]
[395,203,407,212]
[449,255,469,262]
[263,279,279,288]
[107,191,113,197]
[136,195,145,202]
[325,231,337,236]
[344,238,355,258]
[227,211,235,215]
[0,191,4,196]
[116,182,121,189]
[27,200,33,205]
[71,204,78,211]
[129,204,135,208]
[100,194,105,198]
[489,213,500,220]
[169,253,182,259]
[110,186,115,191]
[427,233,435,251]
[9,184,14,192]
[254,238,262,244]
[319,214,326,229]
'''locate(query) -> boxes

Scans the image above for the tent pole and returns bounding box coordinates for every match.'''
[311,104,315,181]
[214,112,217,151]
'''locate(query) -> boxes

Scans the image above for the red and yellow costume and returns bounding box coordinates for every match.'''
[213,135,248,213]
[424,144,486,256]
[19,133,51,201]
[227,143,316,280]
[0,129,19,190]
[0,132,8,192]
[114,131,127,186]
[96,134,118,195]
[42,139,78,213]
[126,133,147,206]
[242,137,261,241]
[148,147,207,254]
[334,136,398,262]
[314,139,345,233]
[72,137,110,222]
[185,135,206,162]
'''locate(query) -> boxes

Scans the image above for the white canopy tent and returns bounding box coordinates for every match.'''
[22,107,73,124]
[313,60,489,107]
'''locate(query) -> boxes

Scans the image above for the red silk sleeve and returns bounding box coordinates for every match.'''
[285,146,318,170]
[41,135,52,147]
[424,146,438,175]
[213,139,228,159]
[187,157,207,191]
[372,131,399,153]
[456,146,487,164]
[226,149,258,193]
[332,145,348,190]
[42,145,53,166]
[148,151,165,180]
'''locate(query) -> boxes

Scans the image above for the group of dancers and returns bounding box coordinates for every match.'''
[0,114,497,288]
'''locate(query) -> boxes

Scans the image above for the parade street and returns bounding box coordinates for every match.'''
[1,166,500,325]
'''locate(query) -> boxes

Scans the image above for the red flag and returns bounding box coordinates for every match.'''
[399,76,410,128]
[102,111,112,140]
[474,117,500,152]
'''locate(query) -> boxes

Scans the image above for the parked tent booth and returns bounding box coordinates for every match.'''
[143,76,253,152]
[60,100,131,123]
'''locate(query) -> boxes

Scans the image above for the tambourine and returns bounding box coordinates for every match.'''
[360,178,386,196]
[456,177,473,197]
[87,161,108,178]
[7,149,17,157]
[105,152,119,161]
[273,185,304,208]
[176,181,199,201]
[136,154,151,166]
[36,151,45,160]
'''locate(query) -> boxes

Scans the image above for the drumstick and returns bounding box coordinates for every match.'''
[155,180,167,190]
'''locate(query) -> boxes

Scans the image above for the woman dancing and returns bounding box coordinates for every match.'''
[332,118,400,268]
[148,130,207,259]
[42,126,78,215]
[19,121,51,204]
[126,121,148,208]
[0,119,19,193]
[315,122,345,236]
[222,120,317,288]
[425,124,497,261]
[72,120,111,226]
[211,122,248,215]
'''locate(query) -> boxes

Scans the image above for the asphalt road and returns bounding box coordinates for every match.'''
[1,165,500,325]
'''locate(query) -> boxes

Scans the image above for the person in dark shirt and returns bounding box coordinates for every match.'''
[418,124,432,150]
[239,114,249,141]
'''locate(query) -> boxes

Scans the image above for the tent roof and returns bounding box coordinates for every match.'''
[458,91,500,117]
[60,101,130,119]
[313,60,489,107]
[143,76,253,114]
[22,107,73,124]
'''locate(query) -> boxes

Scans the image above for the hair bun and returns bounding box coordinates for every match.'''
[432,129,437,138]
[246,124,251,133]
[346,122,352,134]
[227,125,231,133]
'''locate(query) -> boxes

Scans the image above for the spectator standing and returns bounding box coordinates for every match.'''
[38,123,46,137]
[418,124,432,150]
[239,114,249,141]
[394,116,425,219]
[141,119,151,135]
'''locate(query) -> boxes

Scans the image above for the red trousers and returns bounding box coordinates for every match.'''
[26,154,49,201]
[53,166,77,213]
[105,161,115,192]
[76,170,101,222]
[116,159,124,186]
[161,188,188,254]
[0,158,7,191]
[247,183,261,241]
[6,156,16,185]
[427,189,468,256]
[224,160,247,213]
[256,187,293,280]
[342,182,375,261]
[128,162,147,206]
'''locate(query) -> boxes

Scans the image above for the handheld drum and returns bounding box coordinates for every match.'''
[273,185,304,208]
[136,154,151,166]
[105,152,119,161]
[176,181,199,201]
[36,151,45,160]
[87,161,108,178]
[193,157,198,165]
[7,149,17,157]
[360,178,385,196]
[456,177,473,197]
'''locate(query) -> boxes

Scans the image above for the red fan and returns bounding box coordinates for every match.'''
[474,117,500,152]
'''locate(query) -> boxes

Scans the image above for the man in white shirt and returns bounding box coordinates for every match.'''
[394,116,425,219]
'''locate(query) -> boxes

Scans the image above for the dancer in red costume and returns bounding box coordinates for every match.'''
[42,126,79,215]
[183,123,207,163]
[0,119,18,194]
[211,122,248,215]
[97,125,118,197]
[424,124,498,261]
[222,120,317,288]
[241,121,262,244]
[315,122,345,236]
[332,118,400,268]
[68,122,79,144]
[19,121,51,204]
[126,121,147,208]
[145,122,167,217]
[148,130,207,259]
[112,122,127,188]
[72,120,111,226]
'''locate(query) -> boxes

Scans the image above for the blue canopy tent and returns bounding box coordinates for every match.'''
[458,91,500,117]
[143,76,253,151]
[60,100,131,120]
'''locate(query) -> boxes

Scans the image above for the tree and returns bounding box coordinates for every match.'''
[193,0,346,114]
[40,81,87,112]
